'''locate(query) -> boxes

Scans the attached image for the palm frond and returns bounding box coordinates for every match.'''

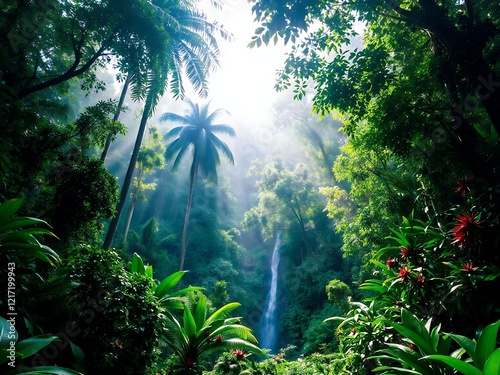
[161,113,192,126]
[209,124,235,136]
[211,324,258,343]
[206,109,230,124]
[205,302,241,326]
[208,133,235,165]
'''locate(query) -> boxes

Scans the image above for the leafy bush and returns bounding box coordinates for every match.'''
[162,293,265,375]
[64,245,165,375]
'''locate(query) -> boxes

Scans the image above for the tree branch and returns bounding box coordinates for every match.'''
[17,31,117,98]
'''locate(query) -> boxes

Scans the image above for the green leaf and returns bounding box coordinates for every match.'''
[483,348,500,374]
[447,333,477,364]
[387,321,435,355]
[17,366,83,374]
[155,271,187,298]
[183,306,196,338]
[424,355,482,375]
[373,345,434,375]
[167,286,204,299]
[0,217,50,233]
[401,309,432,346]
[144,265,153,279]
[194,296,207,330]
[205,302,240,326]
[130,253,145,275]
[0,199,23,220]
[476,320,500,370]
[16,335,58,358]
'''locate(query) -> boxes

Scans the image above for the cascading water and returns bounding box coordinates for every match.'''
[261,230,281,352]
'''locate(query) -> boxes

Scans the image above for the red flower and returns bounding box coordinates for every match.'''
[398,267,411,283]
[350,328,356,334]
[386,257,398,270]
[231,349,246,359]
[407,343,416,350]
[216,335,223,342]
[450,211,484,249]
[400,246,414,259]
[461,262,478,273]
[413,275,425,288]
[455,176,473,196]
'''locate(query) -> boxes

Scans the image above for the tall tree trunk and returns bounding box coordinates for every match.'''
[103,82,156,249]
[178,170,196,271]
[101,73,132,162]
[121,200,136,248]
[153,167,169,219]
[122,168,143,246]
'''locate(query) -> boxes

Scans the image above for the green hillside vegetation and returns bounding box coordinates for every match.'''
[1,0,499,374]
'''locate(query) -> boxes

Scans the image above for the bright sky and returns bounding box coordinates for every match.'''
[202,0,290,125]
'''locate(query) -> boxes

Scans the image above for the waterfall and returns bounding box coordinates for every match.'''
[261,230,281,352]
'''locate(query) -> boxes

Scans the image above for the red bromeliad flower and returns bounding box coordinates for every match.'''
[216,335,223,342]
[450,211,484,249]
[413,275,425,288]
[231,349,246,359]
[400,246,414,259]
[461,262,478,273]
[455,176,473,196]
[398,267,411,283]
[386,257,398,270]
[407,343,416,350]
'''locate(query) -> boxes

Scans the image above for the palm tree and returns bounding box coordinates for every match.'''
[160,99,235,270]
[162,294,264,374]
[103,1,232,250]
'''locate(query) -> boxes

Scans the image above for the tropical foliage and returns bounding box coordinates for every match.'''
[162,294,264,374]
[1,0,500,374]
[160,99,236,270]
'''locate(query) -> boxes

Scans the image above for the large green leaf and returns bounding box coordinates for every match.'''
[130,253,145,275]
[476,320,500,370]
[16,335,58,358]
[155,271,187,298]
[0,217,51,233]
[16,366,83,375]
[425,355,482,375]
[387,321,436,354]
[194,296,207,330]
[205,302,240,326]
[447,333,477,364]
[482,348,500,374]
[183,305,197,338]
[167,286,204,299]
[0,199,23,220]
[372,345,435,375]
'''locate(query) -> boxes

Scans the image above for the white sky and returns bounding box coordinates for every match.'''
[200,0,290,125]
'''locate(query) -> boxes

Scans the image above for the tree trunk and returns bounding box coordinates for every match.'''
[178,169,196,271]
[101,73,132,162]
[153,167,169,219]
[121,200,136,248]
[103,81,157,249]
[122,168,143,245]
